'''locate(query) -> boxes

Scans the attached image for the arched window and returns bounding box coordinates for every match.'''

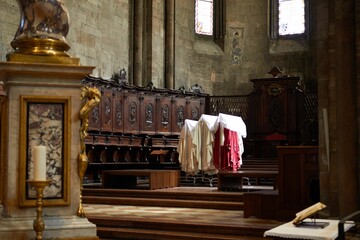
[271,0,309,39]
[195,0,213,36]
[195,0,225,50]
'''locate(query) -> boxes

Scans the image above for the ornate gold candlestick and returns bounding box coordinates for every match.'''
[27,180,51,240]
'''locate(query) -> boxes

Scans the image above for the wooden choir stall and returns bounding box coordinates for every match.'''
[82,75,207,190]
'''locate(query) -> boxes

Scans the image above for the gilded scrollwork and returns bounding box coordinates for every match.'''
[77,86,101,217]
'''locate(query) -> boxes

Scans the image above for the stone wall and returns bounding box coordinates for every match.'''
[0,0,312,95]
[0,0,131,79]
[174,0,311,95]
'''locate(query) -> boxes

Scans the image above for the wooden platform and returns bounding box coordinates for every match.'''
[83,187,282,239]
[102,169,180,190]
[218,170,278,191]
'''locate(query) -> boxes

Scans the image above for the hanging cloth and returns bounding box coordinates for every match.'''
[198,114,219,174]
[213,113,247,171]
[177,119,201,174]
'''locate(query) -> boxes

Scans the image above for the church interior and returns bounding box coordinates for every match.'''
[0,0,359,239]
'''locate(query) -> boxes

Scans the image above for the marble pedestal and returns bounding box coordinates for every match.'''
[0,62,98,239]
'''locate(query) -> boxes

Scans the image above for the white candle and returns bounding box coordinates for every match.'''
[33,145,47,181]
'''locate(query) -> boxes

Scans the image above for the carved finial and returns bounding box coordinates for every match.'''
[189,84,204,93]
[111,68,128,85]
[268,66,282,78]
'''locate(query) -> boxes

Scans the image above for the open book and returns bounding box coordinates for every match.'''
[292,202,327,225]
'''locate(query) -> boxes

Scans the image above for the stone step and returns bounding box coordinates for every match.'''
[89,216,273,240]
[83,195,243,210]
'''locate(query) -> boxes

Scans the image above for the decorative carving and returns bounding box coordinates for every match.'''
[91,105,100,124]
[267,83,284,96]
[177,106,185,129]
[104,95,112,125]
[145,103,154,127]
[268,66,282,77]
[115,102,122,127]
[191,106,199,120]
[128,101,137,126]
[161,104,169,127]
[111,68,128,85]
[189,84,204,93]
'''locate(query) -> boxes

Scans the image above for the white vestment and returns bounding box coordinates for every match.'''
[177,119,201,174]
[198,114,219,174]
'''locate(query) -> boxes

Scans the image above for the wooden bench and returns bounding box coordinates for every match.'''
[102,169,180,190]
[217,170,278,191]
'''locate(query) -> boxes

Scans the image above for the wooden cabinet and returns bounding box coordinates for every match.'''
[249,76,304,145]
[277,146,319,220]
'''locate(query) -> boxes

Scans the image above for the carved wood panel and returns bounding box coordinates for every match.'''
[249,77,303,144]
[155,95,172,135]
[123,92,140,134]
[171,96,186,134]
[88,86,101,132]
[139,93,156,134]
[112,91,124,133]
[186,97,203,121]
[101,88,113,132]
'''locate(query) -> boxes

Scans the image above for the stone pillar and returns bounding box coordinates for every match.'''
[133,0,145,86]
[317,0,360,218]
[165,0,175,89]
[0,62,98,239]
[334,0,359,217]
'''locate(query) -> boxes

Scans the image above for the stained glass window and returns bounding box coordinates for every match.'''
[195,0,213,36]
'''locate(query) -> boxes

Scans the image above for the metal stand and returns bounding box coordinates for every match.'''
[27,180,51,240]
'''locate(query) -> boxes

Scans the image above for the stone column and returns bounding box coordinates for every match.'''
[334,0,359,218]
[133,0,145,86]
[165,0,175,89]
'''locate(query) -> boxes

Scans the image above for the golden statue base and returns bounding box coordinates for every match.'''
[7,53,80,65]
[7,38,80,65]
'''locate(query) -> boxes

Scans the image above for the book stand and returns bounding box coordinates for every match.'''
[295,215,330,229]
